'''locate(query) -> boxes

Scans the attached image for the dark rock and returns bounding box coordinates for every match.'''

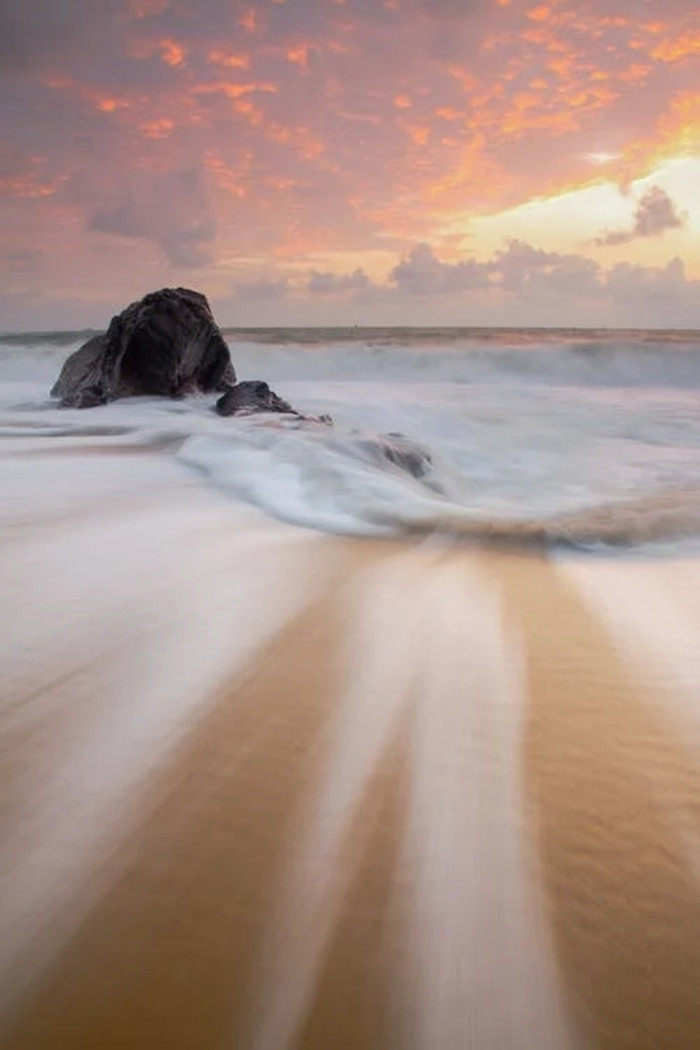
[375,433,434,479]
[51,287,236,407]
[216,380,333,425]
[216,380,294,417]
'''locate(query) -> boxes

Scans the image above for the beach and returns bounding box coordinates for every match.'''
[3,330,700,1048]
[3,456,700,1048]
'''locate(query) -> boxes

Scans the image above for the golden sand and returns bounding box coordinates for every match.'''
[3,518,700,1049]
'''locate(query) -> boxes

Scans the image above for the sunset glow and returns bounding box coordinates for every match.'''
[1,0,698,327]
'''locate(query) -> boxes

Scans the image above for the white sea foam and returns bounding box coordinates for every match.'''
[2,328,700,548]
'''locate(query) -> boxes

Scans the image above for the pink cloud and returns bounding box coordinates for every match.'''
[0,0,698,326]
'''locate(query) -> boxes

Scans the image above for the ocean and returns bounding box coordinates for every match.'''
[3,325,700,547]
[3,327,700,1049]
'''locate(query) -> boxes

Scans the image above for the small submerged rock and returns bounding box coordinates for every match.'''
[216,380,293,417]
[379,432,434,479]
[216,380,332,424]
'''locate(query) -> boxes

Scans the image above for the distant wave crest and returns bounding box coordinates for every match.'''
[3,325,700,390]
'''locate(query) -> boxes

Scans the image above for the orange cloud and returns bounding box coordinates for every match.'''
[327,40,353,55]
[618,63,651,84]
[655,92,700,154]
[528,6,552,23]
[96,97,129,112]
[436,107,460,121]
[336,109,381,124]
[511,92,540,111]
[205,153,248,198]
[399,121,430,145]
[598,15,629,28]
[500,107,578,135]
[614,92,700,186]
[545,55,574,77]
[449,67,479,92]
[523,29,568,53]
[652,32,700,63]
[286,44,311,67]
[207,50,251,70]
[140,118,175,138]
[418,136,507,215]
[126,36,187,68]
[159,39,185,67]
[193,81,277,100]
[233,99,265,126]
[0,173,60,198]
[237,8,262,33]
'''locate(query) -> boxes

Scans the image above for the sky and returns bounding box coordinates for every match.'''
[1,0,699,329]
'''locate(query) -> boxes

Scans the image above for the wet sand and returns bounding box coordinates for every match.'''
[3,440,700,1048]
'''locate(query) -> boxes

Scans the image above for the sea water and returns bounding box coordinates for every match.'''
[3,326,700,548]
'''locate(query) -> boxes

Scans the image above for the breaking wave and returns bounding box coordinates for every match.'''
[178,420,700,550]
[3,327,700,390]
[225,332,700,390]
[4,326,700,551]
